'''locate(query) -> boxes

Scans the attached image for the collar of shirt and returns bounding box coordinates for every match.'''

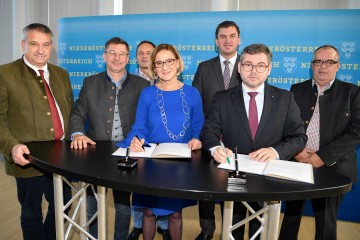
[106,70,127,88]
[23,56,64,138]
[311,79,334,95]
[219,54,238,73]
[23,56,50,82]
[242,82,265,121]
[242,82,265,96]
[135,68,150,81]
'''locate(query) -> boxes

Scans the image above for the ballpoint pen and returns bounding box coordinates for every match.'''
[135,135,145,150]
[125,147,130,161]
[220,140,231,164]
[235,146,239,176]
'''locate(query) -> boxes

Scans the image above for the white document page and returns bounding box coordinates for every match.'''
[263,160,314,184]
[218,153,267,175]
[112,143,157,158]
[217,153,314,183]
[151,143,191,158]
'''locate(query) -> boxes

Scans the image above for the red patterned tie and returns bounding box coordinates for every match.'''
[248,92,258,140]
[38,70,64,140]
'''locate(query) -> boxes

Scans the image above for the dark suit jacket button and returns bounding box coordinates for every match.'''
[106,131,109,134]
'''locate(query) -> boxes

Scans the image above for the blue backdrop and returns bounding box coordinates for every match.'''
[58,9,360,222]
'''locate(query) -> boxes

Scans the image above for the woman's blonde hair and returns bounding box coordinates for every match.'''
[148,43,184,79]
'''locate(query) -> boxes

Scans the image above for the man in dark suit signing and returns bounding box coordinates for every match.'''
[0,23,74,240]
[69,37,149,239]
[201,43,307,240]
[279,45,360,240]
[192,20,242,240]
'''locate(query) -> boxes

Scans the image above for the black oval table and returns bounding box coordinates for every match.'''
[27,140,352,240]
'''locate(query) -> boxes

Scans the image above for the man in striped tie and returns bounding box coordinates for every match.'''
[192,20,242,240]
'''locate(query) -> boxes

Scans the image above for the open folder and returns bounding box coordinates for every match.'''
[218,154,314,184]
[112,142,191,158]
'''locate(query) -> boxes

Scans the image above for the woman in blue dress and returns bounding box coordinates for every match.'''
[118,43,204,240]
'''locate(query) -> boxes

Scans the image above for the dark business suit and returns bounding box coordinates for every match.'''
[193,55,241,115]
[70,71,149,239]
[201,84,307,239]
[279,79,360,240]
[192,55,241,236]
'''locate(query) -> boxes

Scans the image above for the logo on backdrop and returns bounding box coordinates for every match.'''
[340,41,356,59]
[59,42,67,55]
[182,55,193,70]
[283,57,297,73]
[95,55,105,69]
[338,74,353,83]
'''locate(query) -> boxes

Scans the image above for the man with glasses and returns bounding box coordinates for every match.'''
[69,37,149,239]
[201,43,306,240]
[279,45,360,240]
[192,20,242,240]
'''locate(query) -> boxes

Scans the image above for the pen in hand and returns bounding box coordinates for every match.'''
[220,140,231,164]
[135,135,145,151]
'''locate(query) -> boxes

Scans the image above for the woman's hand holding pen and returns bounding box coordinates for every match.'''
[188,138,202,150]
[213,146,233,163]
[130,136,145,152]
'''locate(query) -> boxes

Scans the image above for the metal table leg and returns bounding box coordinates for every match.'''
[53,173,65,240]
[97,186,107,240]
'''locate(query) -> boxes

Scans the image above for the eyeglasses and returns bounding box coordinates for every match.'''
[105,51,129,59]
[154,58,176,68]
[241,63,269,73]
[312,59,339,67]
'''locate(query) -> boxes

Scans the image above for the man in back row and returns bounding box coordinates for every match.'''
[192,20,242,240]
[0,23,74,240]
[133,40,156,85]
[192,21,241,240]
